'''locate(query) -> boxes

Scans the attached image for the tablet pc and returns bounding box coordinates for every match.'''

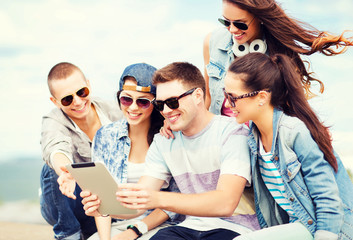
[66,162,137,215]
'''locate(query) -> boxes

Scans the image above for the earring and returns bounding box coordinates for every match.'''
[259,102,264,106]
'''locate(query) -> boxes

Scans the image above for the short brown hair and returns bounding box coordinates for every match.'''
[47,62,85,95]
[152,62,206,98]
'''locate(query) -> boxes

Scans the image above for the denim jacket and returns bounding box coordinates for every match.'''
[248,108,353,240]
[92,119,184,223]
[206,27,234,115]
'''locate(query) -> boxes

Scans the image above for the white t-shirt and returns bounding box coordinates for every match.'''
[127,162,145,184]
[144,115,260,234]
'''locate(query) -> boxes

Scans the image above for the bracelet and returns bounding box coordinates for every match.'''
[127,225,142,238]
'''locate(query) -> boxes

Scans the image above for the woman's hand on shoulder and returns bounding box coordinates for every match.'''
[160,120,174,139]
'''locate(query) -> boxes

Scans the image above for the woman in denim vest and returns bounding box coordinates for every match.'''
[204,0,353,115]
[223,53,353,240]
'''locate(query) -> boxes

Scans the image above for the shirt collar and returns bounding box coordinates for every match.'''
[217,28,234,52]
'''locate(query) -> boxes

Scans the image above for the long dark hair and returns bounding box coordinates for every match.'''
[224,0,353,98]
[228,52,337,171]
[117,90,164,145]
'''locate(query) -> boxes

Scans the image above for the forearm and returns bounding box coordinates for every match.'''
[119,175,247,217]
[52,152,72,176]
[95,216,112,240]
[141,209,169,231]
[157,190,239,217]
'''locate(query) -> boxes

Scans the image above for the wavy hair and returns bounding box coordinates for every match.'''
[224,0,353,98]
[228,52,337,171]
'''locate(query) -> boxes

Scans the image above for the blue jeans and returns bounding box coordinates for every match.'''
[40,164,97,240]
[150,226,240,240]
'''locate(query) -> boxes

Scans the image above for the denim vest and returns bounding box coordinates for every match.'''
[248,108,353,240]
[206,27,235,115]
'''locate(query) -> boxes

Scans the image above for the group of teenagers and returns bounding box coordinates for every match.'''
[39,0,353,240]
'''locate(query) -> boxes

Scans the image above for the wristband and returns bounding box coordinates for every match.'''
[135,221,148,235]
[127,225,142,238]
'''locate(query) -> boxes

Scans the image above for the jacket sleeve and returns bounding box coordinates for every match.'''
[290,123,342,238]
[40,114,74,168]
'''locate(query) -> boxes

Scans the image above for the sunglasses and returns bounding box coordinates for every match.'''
[223,88,268,108]
[152,88,197,112]
[60,87,90,106]
[218,17,255,31]
[119,95,153,109]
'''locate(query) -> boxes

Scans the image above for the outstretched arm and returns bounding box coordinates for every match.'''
[118,174,247,217]
[53,153,76,200]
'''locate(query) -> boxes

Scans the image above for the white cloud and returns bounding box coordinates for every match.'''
[0,0,218,159]
[0,0,352,161]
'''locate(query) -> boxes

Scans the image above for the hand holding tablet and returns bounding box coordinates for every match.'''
[66,162,137,216]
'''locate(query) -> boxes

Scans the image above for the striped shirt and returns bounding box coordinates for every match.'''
[259,140,298,222]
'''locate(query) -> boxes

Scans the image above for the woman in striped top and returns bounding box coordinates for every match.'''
[223,52,353,240]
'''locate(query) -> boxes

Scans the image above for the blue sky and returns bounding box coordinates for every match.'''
[0,0,352,169]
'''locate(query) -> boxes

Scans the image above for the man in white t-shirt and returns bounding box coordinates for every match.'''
[81,62,260,239]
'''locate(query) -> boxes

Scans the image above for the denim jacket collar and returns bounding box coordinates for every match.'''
[217,29,233,52]
[248,108,284,155]
[118,119,129,140]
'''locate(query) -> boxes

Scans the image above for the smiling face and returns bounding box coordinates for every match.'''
[222,1,262,45]
[224,72,261,123]
[119,79,154,127]
[50,70,92,121]
[155,80,199,136]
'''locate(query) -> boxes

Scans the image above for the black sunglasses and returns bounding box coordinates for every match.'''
[118,95,152,109]
[60,87,90,106]
[152,88,197,112]
[223,88,268,108]
[218,17,255,31]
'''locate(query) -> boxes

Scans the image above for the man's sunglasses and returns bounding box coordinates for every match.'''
[60,87,90,106]
[223,88,269,108]
[152,88,197,112]
[218,17,255,31]
[118,95,152,109]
